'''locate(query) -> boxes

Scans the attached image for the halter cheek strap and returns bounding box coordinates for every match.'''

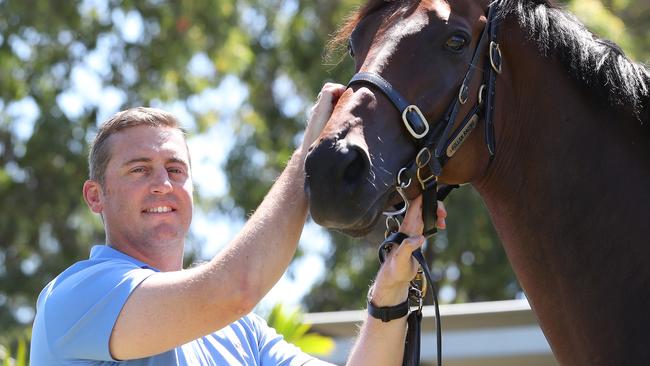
[349,73,430,139]
[348,2,502,238]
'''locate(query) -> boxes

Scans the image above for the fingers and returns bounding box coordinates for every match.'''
[400,196,448,233]
[375,198,447,293]
[393,235,425,261]
[302,83,346,149]
[320,82,346,102]
[399,196,423,236]
[436,200,447,230]
[379,235,425,283]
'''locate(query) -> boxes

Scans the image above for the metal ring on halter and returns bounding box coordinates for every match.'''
[382,184,410,216]
[396,167,412,188]
[489,41,502,74]
[384,216,401,238]
[416,147,431,168]
[382,168,412,217]
[478,84,486,105]
[458,84,469,105]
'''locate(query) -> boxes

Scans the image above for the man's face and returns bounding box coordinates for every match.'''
[98,125,193,250]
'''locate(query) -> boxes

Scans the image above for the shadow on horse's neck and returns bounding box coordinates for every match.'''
[472,16,650,365]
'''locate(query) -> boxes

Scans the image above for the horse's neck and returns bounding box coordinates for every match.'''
[473,25,650,364]
[476,64,648,252]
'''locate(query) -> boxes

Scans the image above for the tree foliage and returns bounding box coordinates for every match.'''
[0,0,647,350]
[0,0,242,340]
[265,304,335,356]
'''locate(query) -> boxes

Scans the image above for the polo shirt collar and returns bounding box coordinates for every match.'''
[89,245,160,272]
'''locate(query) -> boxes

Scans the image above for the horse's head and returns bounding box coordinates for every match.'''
[305,0,498,236]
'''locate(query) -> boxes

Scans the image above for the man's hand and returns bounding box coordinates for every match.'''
[345,197,448,366]
[371,197,447,306]
[109,82,348,361]
[301,83,346,152]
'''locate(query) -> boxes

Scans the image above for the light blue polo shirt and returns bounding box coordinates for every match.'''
[31,245,315,366]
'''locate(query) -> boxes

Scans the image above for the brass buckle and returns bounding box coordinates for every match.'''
[402,105,430,139]
[416,147,437,190]
[416,148,431,168]
[417,169,437,190]
[489,41,502,74]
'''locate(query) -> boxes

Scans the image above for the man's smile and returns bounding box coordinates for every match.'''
[143,206,175,214]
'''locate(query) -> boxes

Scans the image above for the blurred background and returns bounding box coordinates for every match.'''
[0,0,648,361]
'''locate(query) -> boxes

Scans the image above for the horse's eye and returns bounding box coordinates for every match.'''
[445,34,468,52]
[347,41,355,59]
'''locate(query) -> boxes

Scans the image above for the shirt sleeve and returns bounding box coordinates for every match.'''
[43,259,155,361]
[247,313,317,366]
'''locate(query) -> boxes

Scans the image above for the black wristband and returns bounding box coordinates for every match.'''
[367,298,409,322]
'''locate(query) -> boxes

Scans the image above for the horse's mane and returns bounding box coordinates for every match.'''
[328,0,650,124]
[497,0,650,123]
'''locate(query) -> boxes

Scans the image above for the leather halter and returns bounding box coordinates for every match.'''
[348,5,502,234]
[347,3,503,366]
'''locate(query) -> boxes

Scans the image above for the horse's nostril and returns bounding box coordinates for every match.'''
[304,137,373,227]
[342,147,368,184]
[304,138,370,199]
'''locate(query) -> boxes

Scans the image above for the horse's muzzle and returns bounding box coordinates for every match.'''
[304,137,379,233]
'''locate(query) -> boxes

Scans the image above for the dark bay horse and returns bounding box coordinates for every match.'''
[304,0,650,364]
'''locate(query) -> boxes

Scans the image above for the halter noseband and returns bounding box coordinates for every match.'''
[347,3,503,366]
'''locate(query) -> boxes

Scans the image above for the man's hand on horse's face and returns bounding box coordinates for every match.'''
[302,83,346,151]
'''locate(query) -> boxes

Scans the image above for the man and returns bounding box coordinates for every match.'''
[30,83,446,365]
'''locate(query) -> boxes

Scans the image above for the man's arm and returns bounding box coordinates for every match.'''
[346,197,446,366]
[109,83,346,360]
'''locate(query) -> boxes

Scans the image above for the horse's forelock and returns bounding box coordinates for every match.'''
[326,0,417,61]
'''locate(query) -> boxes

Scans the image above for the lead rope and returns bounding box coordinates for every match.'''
[380,184,456,366]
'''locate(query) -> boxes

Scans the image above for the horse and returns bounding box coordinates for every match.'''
[303,0,650,364]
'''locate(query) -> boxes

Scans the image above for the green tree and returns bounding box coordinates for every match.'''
[0,0,242,338]
[265,303,335,356]
[0,0,647,356]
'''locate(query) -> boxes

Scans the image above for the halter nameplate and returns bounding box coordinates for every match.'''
[446,114,478,157]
